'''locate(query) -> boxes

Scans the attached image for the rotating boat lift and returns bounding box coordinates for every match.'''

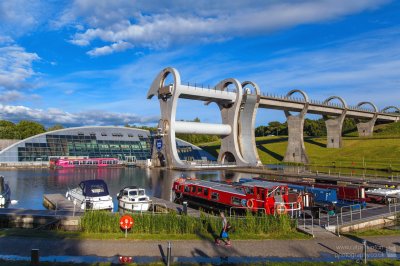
[148,67,399,168]
[147,67,254,168]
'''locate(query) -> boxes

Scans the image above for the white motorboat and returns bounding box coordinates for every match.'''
[117,186,151,212]
[0,176,11,206]
[66,179,114,211]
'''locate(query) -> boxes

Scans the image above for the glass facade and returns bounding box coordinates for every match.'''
[0,126,215,163]
[17,134,151,162]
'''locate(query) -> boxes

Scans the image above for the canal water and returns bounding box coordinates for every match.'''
[0,168,257,211]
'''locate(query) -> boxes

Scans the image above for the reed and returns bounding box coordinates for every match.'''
[80,211,297,236]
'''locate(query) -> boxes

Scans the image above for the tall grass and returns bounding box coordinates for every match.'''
[80,211,297,235]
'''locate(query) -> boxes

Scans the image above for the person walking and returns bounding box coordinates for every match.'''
[215,212,231,246]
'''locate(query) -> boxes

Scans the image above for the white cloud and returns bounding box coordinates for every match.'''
[58,0,389,55]
[0,0,53,36]
[0,45,40,91]
[0,104,159,127]
[87,41,133,57]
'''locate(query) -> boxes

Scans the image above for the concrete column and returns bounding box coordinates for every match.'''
[283,90,309,164]
[355,102,378,137]
[284,115,309,164]
[215,79,248,166]
[238,81,262,166]
[323,96,347,148]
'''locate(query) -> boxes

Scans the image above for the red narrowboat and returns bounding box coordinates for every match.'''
[172,178,303,215]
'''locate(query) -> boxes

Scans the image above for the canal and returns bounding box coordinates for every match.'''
[0,168,256,211]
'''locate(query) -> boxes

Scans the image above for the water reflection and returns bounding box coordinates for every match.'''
[0,168,259,211]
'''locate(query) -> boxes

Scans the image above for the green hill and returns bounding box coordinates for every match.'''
[200,122,400,173]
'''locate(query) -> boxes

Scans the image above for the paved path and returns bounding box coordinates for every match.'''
[0,235,398,261]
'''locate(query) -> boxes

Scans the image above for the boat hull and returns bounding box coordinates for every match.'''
[118,200,151,212]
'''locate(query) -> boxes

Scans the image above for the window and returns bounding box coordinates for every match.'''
[128,134,134,137]
[211,192,219,200]
[191,186,196,193]
[101,132,107,136]
[231,197,242,206]
[197,187,203,193]
[204,188,209,196]
[245,187,253,195]
[184,186,190,192]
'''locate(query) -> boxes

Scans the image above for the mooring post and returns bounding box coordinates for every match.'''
[336,216,340,237]
[167,241,172,266]
[31,249,39,266]
[363,240,367,264]
[182,201,188,215]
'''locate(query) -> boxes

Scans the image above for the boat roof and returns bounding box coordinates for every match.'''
[240,180,286,189]
[122,186,145,191]
[181,179,245,196]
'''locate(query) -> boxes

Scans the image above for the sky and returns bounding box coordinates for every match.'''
[0,0,399,128]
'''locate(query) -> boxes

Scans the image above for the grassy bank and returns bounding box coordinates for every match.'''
[79,211,303,240]
[201,136,400,173]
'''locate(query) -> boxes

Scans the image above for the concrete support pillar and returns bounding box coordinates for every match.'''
[284,115,309,164]
[323,96,347,148]
[355,102,378,137]
[283,90,309,164]
[238,81,262,166]
[215,79,248,166]
[325,117,345,148]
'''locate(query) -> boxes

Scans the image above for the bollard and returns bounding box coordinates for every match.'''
[31,249,39,266]
[166,241,172,266]
[363,240,367,264]
[336,216,340,237]
[182,201,188,215]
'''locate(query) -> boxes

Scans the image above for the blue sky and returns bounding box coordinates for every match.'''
[0,0,399,127]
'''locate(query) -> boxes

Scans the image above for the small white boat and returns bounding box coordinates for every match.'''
[366,188,400,198]
[0,176,11,206]
[66,179,114,211]
[117,186,151,212]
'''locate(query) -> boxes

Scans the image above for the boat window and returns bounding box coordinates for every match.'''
[191,186,196,193]
[231,197,241,206]
[184,186,190,192]
[123,191,129,196]
[204,188,209,196]
[211,192,219,200]
[73,161,79,165]
[129,190,138,196]
[244,187,253,195]
[139,197,147,201]
[90,185,105,194]
[139,190,145,196]
[197,187,203,193]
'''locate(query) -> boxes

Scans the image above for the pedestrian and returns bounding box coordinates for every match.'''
[215,211,231,246]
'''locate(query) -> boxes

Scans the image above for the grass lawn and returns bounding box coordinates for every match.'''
[201,136,400,172]
[343,227,400,238]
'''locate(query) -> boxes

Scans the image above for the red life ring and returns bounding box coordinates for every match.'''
[276,204,287,215]
[247,199,254,209]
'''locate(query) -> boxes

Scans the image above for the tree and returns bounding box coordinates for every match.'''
[15,120,46,139]
[47,124,64,131]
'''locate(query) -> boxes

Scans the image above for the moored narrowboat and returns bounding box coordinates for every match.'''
[172,178,302,215]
